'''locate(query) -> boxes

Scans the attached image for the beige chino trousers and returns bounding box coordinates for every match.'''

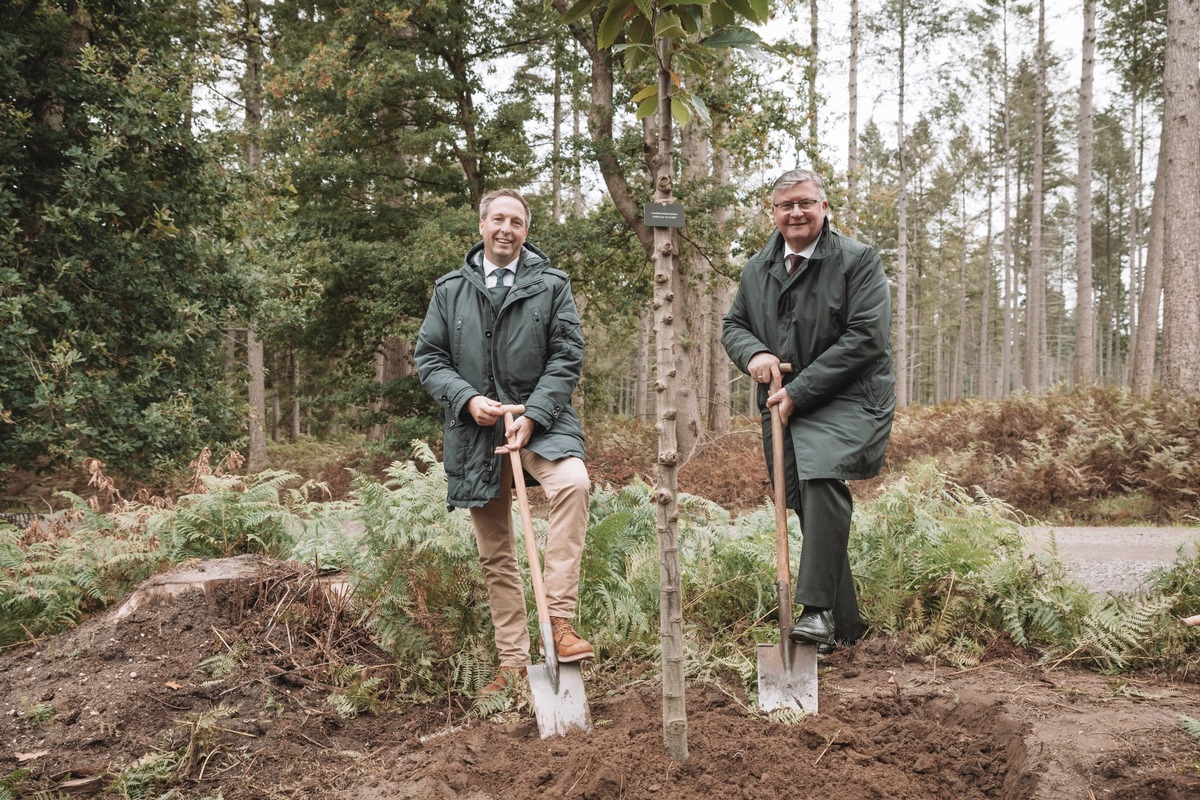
[469,450,590,667]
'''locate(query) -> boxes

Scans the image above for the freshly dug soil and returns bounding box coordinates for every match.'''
[3,556,1198,800]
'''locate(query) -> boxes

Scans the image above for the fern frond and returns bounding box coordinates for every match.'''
[1071,594,1177,672]
[1179,715,1200,742]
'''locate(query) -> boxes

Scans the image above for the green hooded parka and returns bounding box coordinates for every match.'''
[415,241,585,509]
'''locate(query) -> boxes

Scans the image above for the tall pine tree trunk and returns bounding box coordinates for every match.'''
[552,46,563,221]
[270,351,280,441]
[953,191,968,401]
[1160,0,1200,395]
[368,347,387,444]
[980,70,997,400]
[894,7,909,407]
[636,308,650,420]
[1000,2,1016,396]
[1125,97,1142,379]
[846,0,859,235]
[243,0,267,472]
[676,119,709,461]
[1025,0,1047,392]
[934,255,944,404]
[708,135,734,433]
[1073,0,1097,387]
[1130,147,1166,396]
[247,327,267,469]
[572,47,586,217]
[805,0,820,161]
[289,352,301,440]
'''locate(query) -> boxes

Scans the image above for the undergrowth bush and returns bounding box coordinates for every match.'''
[0,456,338,648]
[4,438,1197,706]
[149,469,326,559]
[0,511,164,646]
[888,388,1200,522]
[851,464,1192,672]
[1138,545,1200,672]
[340,441,491,699]
[577,480,660,647]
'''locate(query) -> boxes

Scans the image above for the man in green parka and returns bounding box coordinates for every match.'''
[415,188,594,698]
[722,168,895,652]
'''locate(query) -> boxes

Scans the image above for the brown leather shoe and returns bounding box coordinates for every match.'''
[550,617,595,663]
[476,665,526,699]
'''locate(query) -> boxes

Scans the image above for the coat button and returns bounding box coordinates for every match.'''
[486,331,492,338]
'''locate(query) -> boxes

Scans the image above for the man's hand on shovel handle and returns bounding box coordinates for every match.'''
[496,404,530,454]
[748,356,794,424]
[747,352,783,387]
[496,415,533,453]
[467,395,505,426]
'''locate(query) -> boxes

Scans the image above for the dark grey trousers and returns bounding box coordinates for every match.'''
[791,478,863,644]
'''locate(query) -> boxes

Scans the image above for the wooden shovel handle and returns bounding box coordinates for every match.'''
[770,390,791,633]
[503,409,559,678]
[770,363,794,642]
[770,362,794,580]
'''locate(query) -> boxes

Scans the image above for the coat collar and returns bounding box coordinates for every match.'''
[757,219,836,280]
[463,241,550,288]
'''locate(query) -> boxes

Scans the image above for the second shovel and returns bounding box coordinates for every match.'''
[755,378,818,713]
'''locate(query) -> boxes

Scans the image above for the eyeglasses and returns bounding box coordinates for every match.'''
[773,199,823,212]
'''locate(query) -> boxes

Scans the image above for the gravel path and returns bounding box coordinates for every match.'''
[1023,525,1200,594]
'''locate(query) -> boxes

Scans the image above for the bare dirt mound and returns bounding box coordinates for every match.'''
[4,558,1199,799]
[353,673,1030,800]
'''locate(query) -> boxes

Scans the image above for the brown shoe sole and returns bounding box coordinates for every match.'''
[537,641,596,664]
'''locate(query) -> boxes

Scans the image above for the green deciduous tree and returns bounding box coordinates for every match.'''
[558,0,772,761]
[260,0,550,442]
[1,0,253,478]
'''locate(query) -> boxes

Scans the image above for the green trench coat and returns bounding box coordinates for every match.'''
[722,222,895,497]
[414,241,586,509]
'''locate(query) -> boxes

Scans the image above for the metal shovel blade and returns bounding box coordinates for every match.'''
[757,641,818,713]
[526,662,593,738]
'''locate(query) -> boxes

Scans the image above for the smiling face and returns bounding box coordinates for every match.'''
[771,180,828,253]
[479,196,529,266]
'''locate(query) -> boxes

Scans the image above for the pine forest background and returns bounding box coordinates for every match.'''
[3,0,1200,485]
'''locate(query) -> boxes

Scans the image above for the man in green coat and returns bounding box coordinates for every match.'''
[415,188,594,697]
[722,168,895,651]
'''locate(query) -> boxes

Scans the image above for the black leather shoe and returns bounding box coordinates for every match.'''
[789,609,835,645]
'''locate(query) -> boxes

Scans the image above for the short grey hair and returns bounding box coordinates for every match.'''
[479,188,532,227]
[771,168,826,200]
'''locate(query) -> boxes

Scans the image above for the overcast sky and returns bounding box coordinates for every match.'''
[760,2,1117,175]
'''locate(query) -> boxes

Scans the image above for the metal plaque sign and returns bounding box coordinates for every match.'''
[643,202,685,228]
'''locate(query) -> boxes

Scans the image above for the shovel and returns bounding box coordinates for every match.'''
[500,405,593,738]
[756,372,819,713]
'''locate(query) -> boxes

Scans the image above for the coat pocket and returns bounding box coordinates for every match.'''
[854,370,894,411]
[442,405,467,478]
